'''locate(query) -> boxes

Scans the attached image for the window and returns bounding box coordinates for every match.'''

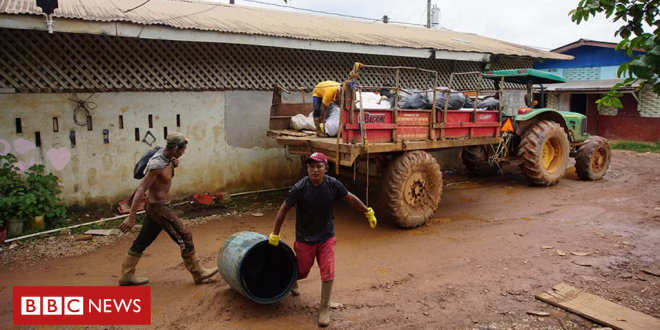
[15,118,22,134]
[119,115,124,129]
[35,132,41,147]
[135,128,140,141]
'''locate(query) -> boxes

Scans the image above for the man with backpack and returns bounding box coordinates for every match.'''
[118,132,218,286]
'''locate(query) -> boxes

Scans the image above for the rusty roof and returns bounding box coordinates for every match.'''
[0,0,572,60]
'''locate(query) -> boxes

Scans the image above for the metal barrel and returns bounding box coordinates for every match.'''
[217,231,298,304]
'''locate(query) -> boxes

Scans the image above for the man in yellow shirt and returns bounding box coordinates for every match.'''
[312,81,342,137]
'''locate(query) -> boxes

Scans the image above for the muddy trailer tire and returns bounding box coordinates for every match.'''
[517,120,569,186]
[462,145,498,177]
[575,136,611,181]
[380,151,442,228]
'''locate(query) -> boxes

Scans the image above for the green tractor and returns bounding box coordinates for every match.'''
[462,69,612,186]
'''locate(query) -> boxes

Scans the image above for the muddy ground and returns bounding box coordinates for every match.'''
[1,150,659,330]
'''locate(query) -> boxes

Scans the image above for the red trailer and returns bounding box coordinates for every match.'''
[268,63,505,228]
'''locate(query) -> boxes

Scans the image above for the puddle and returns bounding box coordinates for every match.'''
[444,182,483,190]
[376,268,391,274]
[453,216,487,222]
[564,166,578,180]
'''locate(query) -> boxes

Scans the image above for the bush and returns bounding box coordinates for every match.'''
[0,154,67,230]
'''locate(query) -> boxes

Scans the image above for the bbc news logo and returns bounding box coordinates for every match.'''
[13,286,150,325]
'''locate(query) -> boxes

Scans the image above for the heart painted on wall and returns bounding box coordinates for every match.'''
[16,159,36,172]
[0,139,9,155]
[14,138,36,155]
[47,147,72,171]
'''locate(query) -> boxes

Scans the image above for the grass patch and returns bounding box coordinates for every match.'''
[611,140,660,153]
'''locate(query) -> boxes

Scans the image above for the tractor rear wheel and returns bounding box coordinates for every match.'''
[517,120,569,186]
[380,151,442,228]
[575,136,611,181]
[462,145,498,177]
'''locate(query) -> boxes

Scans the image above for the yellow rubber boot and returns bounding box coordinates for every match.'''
[318,280,333,327]
[183,254,218,284]
[314,117,328,137]
[118,253,149,286]
[290,281,300,296]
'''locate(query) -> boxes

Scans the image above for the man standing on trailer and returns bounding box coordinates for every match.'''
[312,81,342,137]
[268,152,377,327]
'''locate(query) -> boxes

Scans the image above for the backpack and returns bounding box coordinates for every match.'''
[133,146,162,180]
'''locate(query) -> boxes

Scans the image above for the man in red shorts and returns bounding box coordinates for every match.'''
[268,152,377,327]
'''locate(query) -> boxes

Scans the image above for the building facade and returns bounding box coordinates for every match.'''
[535,39,660,142]
[0,0,563,209]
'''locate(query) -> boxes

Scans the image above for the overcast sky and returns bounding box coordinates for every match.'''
[221,0,624,50]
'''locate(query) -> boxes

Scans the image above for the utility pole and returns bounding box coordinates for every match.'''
[427,0,432,28]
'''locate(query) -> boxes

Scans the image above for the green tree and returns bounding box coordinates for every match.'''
[570,0,659,109]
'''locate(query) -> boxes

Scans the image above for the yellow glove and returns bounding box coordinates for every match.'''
[319,123,325,133]
[365,207,377,229]
[268,233,280,246]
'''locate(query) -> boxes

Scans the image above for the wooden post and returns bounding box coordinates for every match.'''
[498,76,504,130]
[441,74,455,140]
[470,74,484,138]
[393,69,399,142]
[430,71,438,140]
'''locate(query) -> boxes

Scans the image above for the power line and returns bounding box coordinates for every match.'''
[418,6,427,24]
[242,0,428,27]
[386,0,399,17]
[243,0,380,21]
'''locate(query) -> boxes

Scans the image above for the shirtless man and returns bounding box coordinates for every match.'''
[118,132,217,286]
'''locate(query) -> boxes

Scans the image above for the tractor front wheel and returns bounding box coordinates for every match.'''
[380,151,442,228]
[575,136,611,181]
[517,120,569,186]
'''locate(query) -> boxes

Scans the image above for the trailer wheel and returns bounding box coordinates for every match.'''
[380,151,442,228]
[575,136,611,181]
[517,120,569,186]
[462,145,498,177]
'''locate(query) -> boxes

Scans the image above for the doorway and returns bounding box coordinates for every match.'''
[570,94,588,115]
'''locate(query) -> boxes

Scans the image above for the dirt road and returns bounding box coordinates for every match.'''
[2,150,660,330]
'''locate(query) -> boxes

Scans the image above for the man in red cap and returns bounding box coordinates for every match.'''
[268,152,377,327]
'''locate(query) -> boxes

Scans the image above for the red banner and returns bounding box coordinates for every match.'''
[13,286,151,325]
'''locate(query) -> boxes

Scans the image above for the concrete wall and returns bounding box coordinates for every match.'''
[225,91,311,149]
[501,91,526,116]
[0,91,300,208]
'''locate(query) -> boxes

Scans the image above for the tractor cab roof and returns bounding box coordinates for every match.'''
[483,69,566,85]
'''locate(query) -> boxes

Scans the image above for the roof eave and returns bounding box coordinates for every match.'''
[0,13,568,62]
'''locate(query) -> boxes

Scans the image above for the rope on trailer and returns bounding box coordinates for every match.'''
[489,131,512,176]
[366,139,370,207]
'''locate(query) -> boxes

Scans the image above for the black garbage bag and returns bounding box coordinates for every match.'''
[477,97,499,110]
[464,97,475,109]
[380,83,396,99]
[394,89,429,109]
[427,89,466,110]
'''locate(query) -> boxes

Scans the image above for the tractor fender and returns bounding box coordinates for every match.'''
[515,109,570,140]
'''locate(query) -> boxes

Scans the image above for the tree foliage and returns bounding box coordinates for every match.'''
[570,0,660,109]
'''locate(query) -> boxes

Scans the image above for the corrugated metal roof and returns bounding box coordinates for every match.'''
[543,79,641,92]
[0,0,572,60]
